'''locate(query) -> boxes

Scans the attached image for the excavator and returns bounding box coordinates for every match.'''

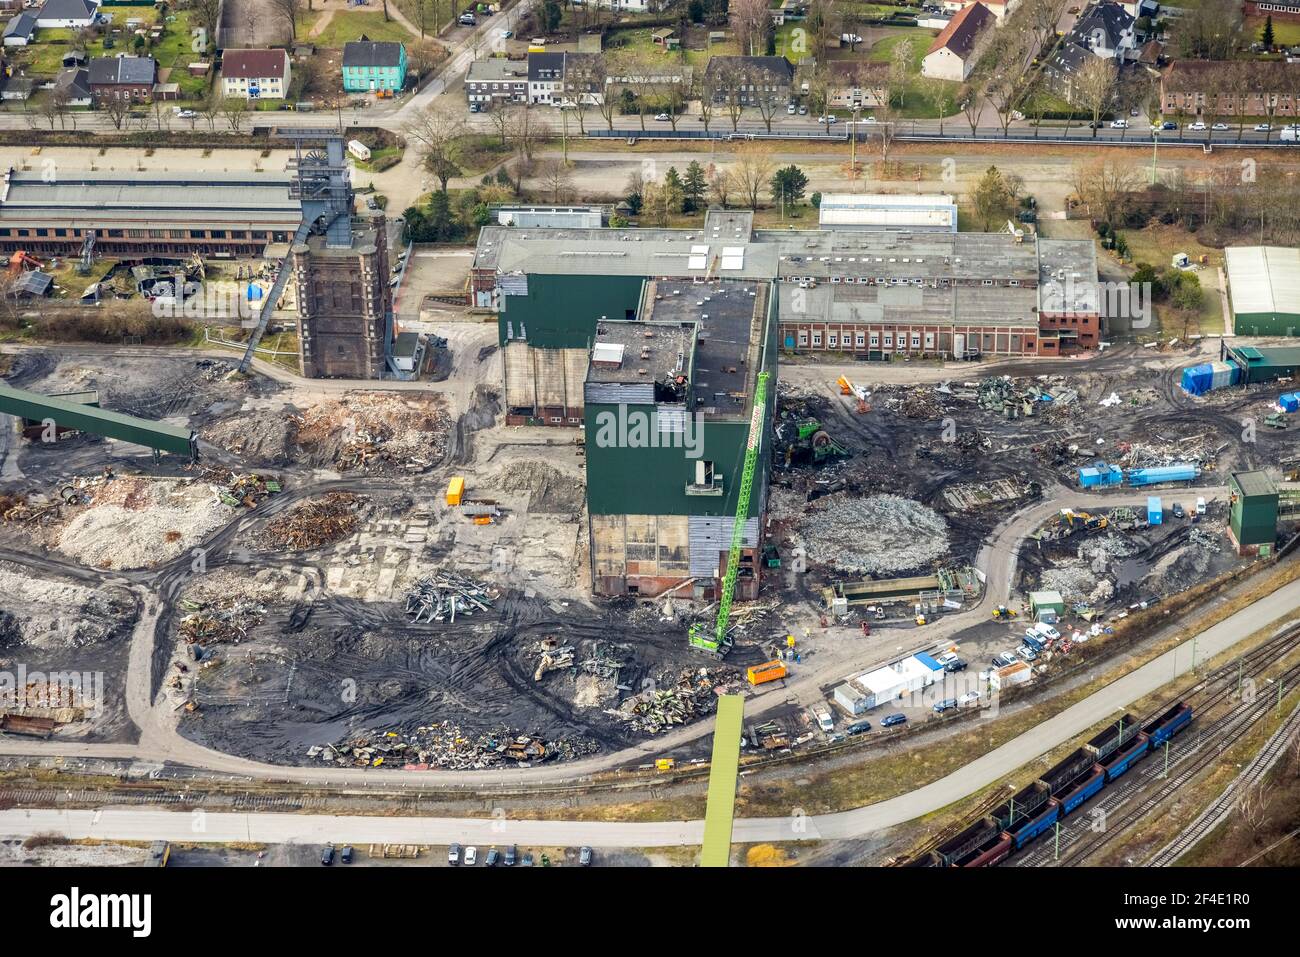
[689,371,769,656]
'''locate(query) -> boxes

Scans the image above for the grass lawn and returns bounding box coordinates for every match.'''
[302,10,417,47]
[1245,16,1300,47]
[774,23,814,64]
[1121,224,1225,337]
[866,28,954,120]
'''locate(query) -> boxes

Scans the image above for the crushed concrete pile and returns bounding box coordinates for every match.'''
[261,493,363,551]
[795,493,949,575]
[292,393,452,474]
[311,721,600,770]
[490,460,585,514]
[1039,563,1098,602]
[1077,534,1142,573]
[55,477,235,569]
[0,564,133,650]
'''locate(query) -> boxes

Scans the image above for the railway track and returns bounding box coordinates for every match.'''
[1014,657,1300,867]
[1146,699,1300,867]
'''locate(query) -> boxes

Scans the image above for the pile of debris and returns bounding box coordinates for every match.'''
[177,599,265,645]
[898,387,946,420]
[311,721,599,770]
[796,493,949,575]
[1113,437,1221,470]
[942,478,1039,512]
[261,492,362,551]
[532,636,575,681]
[405,572,498,623]
[291,393,453,474]
[199,468,282,509]
[977,376,1041,419]
[610,666,741,735]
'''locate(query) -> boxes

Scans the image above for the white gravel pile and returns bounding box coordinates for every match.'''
[57,485,234,569]
[796,493,949,575]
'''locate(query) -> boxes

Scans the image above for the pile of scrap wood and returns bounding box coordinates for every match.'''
[405,572,497,623]
[261,492,362,550]
[311,722,596,770]
[611,666,742,734]
[177,599,265,645]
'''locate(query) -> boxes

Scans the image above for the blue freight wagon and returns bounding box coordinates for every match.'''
[1127,464,1199,487]
[994,781,1052,830]
[1147,496,1163,525]
[1009,799,1061,849]
[1103,733,1151,782]
[1079,463,1123,488]
[1039,746,1099,795]
[1143,703,1193,746]
[1059,767,1106,816]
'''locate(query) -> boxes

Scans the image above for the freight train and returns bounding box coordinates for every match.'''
[908,702,1193,867]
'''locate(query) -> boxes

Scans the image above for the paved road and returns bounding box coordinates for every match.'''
[3,571,1297,847]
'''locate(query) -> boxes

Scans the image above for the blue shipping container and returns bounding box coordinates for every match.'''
[1281,392,1300,414]
[1147,496,1163,524]
[1079,464,1122,487]
[1180,364,1213,396]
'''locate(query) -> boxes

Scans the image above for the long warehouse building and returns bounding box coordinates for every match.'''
[471,210,1101,425]
[0,168,302,259]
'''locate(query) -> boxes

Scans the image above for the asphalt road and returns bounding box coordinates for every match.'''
[3,568,1297,848]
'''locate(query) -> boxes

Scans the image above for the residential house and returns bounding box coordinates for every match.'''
[703,55,795,106]
[466,57,528,108]
[3,12,36,46]
[221,48,292,100]
[1072,1,1137,60]
[825,61,889,110]
[0,75,33,101]
[1245,0,1298,20]
[53,67,92,107]
[1161,60,1300,118]
[34,0,99,28]
[341,41,406,92]
[527,51,564,104]
[1043,41,1095,101]
[942,0,1017,23]
[560,51,604,107]
[87,55,157,102]
[921,2,995,82]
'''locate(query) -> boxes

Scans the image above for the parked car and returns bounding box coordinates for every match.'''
[1172,501,1185,519]
[860,115,877,124]
[1255,123,1273,132]
[520,853,534,867]
[1160,121,1178,130]
[846,719,871,735]
[1130,107,1140,116]
[340,846,353,864]
[175,108,195,119]
[320,845,335,866]
[499,29,513,38]
[881,713,907,727]
[1188,121,1207,132]
[1109,118,1128,129]
[840,33,863,43]
[787,103,796,114]
[798,104,807,114]
[825,114,837,124]
[1213,122,1230,130]
[958,691,981,707]
[464,846,477,866]
[579,846,593,866]
[469,103,480,113]
[944,658,968,673]
[485,847,500,867]
[1036,624,1060,641]
[935,651,959,666]
[504,845,517,866]
[654,112,670,121]
[1016,645,1038,662]
[448,842,462,865]
[933,698,958,714]
[993,652,1019,668]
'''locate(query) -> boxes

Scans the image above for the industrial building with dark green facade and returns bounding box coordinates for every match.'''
[1228,470,1278,556]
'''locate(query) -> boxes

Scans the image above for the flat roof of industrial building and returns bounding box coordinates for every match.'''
[1225,246,1300,318]
[587,318,694,385]
[0,169,300,232]
[1231,470,1278,498]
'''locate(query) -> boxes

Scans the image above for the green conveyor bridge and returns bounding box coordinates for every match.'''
[0,381,197,460]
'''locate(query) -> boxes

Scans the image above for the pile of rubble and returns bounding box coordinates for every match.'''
[177,599,265,646]
[291,393,452,474]
[609,666,741,735]
[1113,437,1221,470]
[796,493,949,575]
[310,721,599,770]
[405,572,498,623]
[195,468,282,509]
[261,493,362,551]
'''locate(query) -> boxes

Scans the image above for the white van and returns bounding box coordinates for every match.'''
[1196,496,1207,515]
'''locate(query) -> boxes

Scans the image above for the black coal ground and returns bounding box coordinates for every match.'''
[178,591,756,767]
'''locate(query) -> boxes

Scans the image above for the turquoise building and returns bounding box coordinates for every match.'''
[341,41,407,92]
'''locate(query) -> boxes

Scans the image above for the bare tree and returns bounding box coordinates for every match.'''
[720,62,746,132]
[200,90,222,132]
[405,105,467,191]
[731,146,775,209]
[221,95,248,133]
[755,82,781,133]
[102,95,131,131]
[959,82,984,136]
[708,163,733,208]
[190,0,222,51]
[488,100,516,145]
[270,0,303,43]
[1071,156,1142,224]
[696,71,716,133]
[1073,56,1118,138]
[730,0,769,56]
[537,158,574,203]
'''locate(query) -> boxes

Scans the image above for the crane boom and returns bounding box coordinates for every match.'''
[690,370,769,654]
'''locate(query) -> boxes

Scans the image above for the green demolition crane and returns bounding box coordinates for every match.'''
[689,370,770,655]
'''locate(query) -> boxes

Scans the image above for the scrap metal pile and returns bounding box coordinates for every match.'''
[1111,437,1223,470]
[405,572,498,623]
[261,492,362,551]
[178,599,266,645]
[796,492,950,575]
[609,666,742,735]
[310,721,599,770]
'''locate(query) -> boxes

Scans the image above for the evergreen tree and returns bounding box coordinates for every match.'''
[683,160,707,212]
[1262,15,1275,48]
